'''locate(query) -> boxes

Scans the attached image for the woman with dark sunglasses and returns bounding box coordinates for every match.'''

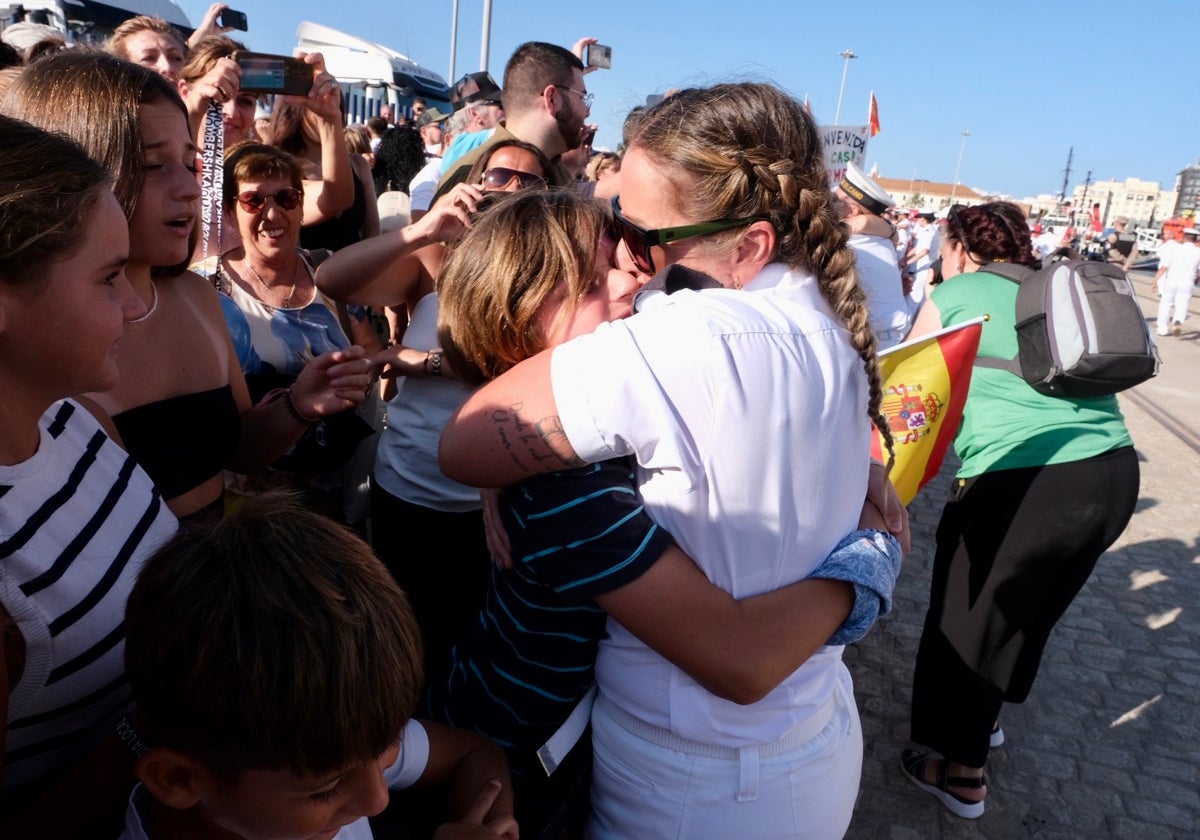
[213,141,381,517]
[898,202,1137,819]
[469,138,552,192]
[2,53,371,524]
[439,82,902,838]
[313,139,552,682]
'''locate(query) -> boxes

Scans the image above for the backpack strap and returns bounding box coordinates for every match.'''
[972,263,1034,374]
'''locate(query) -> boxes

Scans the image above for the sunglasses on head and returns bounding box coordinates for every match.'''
[948,203,973,253]
[609,195,767,275]
[236,188,302,213]
[480,167,546,191]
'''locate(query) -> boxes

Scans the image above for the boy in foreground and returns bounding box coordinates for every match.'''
[120,492,518,840]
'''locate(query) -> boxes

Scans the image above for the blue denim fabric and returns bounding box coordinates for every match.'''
[812,529,903,645]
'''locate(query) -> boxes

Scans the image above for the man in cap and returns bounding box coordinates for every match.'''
[439,71,507,171]
[835,162,911,348]
[1103,216,1139,270]
[1152,227,1200,337]
[904,211,940,315]
[417,108,451,161]
[433,41,590,201]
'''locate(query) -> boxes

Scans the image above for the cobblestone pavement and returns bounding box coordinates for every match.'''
[844,269,1200,839]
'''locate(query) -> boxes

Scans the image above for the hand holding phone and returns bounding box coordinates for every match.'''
[217,8,248,31]
[586,44,612,70]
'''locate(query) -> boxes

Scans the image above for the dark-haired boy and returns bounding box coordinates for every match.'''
[120,492,517,840]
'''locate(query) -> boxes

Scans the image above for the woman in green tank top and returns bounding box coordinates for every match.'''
[898,202,1139,819]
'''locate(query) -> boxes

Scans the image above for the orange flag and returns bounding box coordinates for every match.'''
[870,318,984,504]
[868,91,881,137]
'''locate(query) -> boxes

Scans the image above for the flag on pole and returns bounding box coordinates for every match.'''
[870,317,985,505]
[868,91,881,137]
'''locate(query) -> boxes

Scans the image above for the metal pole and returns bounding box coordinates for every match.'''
[448,0,459,84]
[950,130,970,204]
[480,0,493,71]
[834,49,856,125]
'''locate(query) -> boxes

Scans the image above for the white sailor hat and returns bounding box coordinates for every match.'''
[839,162,895,216]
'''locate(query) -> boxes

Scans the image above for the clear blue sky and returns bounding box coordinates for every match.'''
[177,0,1200,199]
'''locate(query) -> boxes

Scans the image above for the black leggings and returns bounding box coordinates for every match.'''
[910,446,1138,767]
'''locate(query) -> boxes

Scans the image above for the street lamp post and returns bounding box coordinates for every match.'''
[834,49,857,125]
[950,130,970,204]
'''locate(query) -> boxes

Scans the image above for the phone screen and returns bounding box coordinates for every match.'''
[586,44,612,69]
[234,52,312,96]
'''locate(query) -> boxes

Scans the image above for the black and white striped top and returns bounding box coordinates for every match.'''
[2,400,177,790]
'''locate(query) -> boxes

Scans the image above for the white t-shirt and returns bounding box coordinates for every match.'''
[119,719,430,840]
[551,263,869,747]
[408,157,443,213]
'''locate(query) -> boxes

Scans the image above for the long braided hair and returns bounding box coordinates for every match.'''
[628,82,894,459]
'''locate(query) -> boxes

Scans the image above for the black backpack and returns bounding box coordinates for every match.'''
[976,260,1160,398]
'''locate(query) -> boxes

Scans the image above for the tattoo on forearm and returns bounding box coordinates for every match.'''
[490,404,585,472]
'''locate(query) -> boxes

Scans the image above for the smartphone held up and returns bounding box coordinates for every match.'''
[218,8,248,31]
[232,51,313,96]
[586,43,612,70]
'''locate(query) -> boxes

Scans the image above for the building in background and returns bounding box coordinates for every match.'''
[1171,160,1200,220]
[1065,177,1172,228]
[873,176,986,213]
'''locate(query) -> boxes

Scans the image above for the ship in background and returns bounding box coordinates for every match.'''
[0,0,191,44]
[1,4,453,125]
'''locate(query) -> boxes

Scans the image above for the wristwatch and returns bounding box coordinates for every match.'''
[426,350,443,377]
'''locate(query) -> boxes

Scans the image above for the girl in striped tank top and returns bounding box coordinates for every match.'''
[0,117,177,834]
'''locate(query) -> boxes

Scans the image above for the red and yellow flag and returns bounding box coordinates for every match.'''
[870,318,984,505]
[868,91,881,137]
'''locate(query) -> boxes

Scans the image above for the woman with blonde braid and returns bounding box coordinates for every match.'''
[439,82,900,838]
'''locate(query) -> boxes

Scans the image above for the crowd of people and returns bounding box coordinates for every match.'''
[0,6,1142,839]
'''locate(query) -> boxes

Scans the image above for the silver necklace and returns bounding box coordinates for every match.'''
[244,258,297,308]
[128,281,158,324]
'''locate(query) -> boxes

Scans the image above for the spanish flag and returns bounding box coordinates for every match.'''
[868,91,881,137]
[871,317,985,505]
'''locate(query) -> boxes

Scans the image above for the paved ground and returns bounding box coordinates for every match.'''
[844,268,1200,838]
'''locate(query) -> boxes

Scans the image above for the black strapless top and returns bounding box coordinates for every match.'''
[112,385,241,500]
[300,167,367,253]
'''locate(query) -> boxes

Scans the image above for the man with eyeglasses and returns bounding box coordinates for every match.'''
[433,41,590,203]
[834,162,911,348]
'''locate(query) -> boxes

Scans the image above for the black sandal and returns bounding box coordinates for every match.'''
[900,749,986,819]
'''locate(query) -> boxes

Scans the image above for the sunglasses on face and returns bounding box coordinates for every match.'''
[236,188,303,213]
[609,195,767,275]
[480,167,546,191]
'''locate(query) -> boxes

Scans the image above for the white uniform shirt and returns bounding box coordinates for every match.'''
[551,263,869,747]
[848,232,910,343]
[1160,240,1200,289]
[913,224,938,271]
